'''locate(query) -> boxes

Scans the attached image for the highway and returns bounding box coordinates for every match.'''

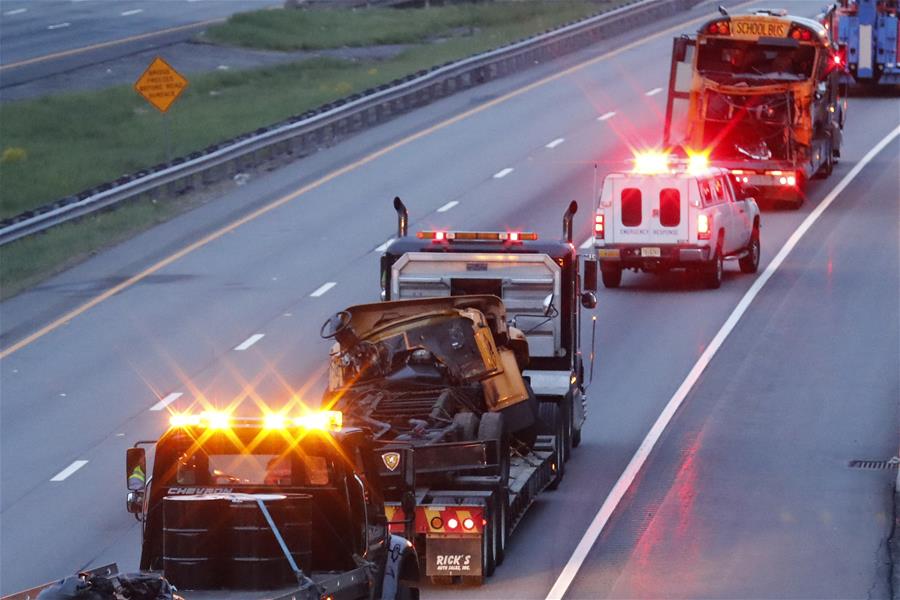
[0,0,277,91]
[1,0,898,597]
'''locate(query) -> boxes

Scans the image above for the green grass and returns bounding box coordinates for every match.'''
[203,2,607,51]
[0,0,629,295]
[0,198,186,300]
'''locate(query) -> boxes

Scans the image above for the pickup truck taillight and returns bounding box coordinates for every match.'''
[697,214,711,240]
[594,213,605,239]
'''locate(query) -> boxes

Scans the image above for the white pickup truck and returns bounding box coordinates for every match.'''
[592,156,761,289]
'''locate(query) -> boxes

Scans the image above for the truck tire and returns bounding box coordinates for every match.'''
[453,412,479,441]
[482,503,496,577]
[478,413,510,482]
[739,225,760,274]
[601,264,622,288]
[492,489,508,566]
[538,402,566,490]
[703,242,723,289]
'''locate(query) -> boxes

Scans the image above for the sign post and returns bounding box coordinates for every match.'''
[134,57,189,162]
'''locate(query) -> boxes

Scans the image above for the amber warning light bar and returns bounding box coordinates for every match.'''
[417,230,538,242]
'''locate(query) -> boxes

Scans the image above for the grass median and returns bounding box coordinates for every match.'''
[0,0,628,298]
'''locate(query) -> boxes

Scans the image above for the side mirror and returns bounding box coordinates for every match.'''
[583,257,598,292]
[542,293,555,317]
[126,490,145,515]
[673,36,689,62]
[581,292,598,310]
[126,447,147,492]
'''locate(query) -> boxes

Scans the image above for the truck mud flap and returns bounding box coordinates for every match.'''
[426,536,483,577]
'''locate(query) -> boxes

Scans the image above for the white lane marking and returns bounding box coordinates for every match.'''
[234,333,264,351]
[645,87,663,96]
[51,460,88,482]
[150,392,183,411]
[597,111,616,121]
[437,200,458,213]
[546,138,566,149]
[4,8,27,15]
[579,238,593,249]
[47,22,71,30]
[310,281,336,297]
[493,167,514,179]
[546,124,900,600]
[375,238,395,252]
[121,9,143,16]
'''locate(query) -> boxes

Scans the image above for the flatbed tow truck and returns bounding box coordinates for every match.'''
[5,411,420,600]
[319,200,599,584]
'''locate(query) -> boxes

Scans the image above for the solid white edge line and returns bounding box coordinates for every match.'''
[437,200,459,213]
[310,281,337,297]
[598,111,616,121]
[150,391,183,411]
[545,125,900,600]
[4,8,27,15]
[375,238,395,252]
[50,460,89,482]
[121,9,143,16]
[546,138,566,149]
[645,87,663,96]
[493,167,514,179]
[234,333,264,351]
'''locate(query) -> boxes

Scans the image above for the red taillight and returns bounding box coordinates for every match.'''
[697,214,711,240]
[463,518,475,530]
[434,231,446,241]
[447,517,459,530]
[707,20,729,35]
[430,516,443,529]
[594,213,605,239]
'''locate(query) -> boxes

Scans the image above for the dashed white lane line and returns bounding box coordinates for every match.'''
[121,8,144,16]
[234,333,264,351]
[150,392,183,411]
[645,87,663,96]
[51,460,88,482]
[310,281,337,297]
[47,22,71,30]
[597,111,616,121]
[375,239,394,252]
[437,200,458,213]
[546,138,565,149]
[493,167,514,179]
[579,238,593,249]
[4,8,27,15]
[545,124,900,600]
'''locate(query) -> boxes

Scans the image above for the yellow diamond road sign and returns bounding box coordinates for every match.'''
[134,57,188,113]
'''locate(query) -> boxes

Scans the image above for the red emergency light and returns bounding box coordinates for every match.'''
[594,213,605,239]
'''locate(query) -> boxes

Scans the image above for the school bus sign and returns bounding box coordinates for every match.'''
[134,57,188,113]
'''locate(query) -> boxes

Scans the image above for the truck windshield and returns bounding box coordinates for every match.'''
[172,438,333,487]
[698,39,816,82]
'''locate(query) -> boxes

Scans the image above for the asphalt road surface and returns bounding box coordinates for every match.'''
[1,0,898,596]
[0,0,278,88]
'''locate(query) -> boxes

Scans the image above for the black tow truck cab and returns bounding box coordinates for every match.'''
[124,414,420,600]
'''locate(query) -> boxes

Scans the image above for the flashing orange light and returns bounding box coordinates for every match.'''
[430,516,444,530]
[697,214,712,240]
[686,152,710,175]
[294,410,343,432]
[417,230,537,242]
[170,411,230,429]
[632,151,670,174]
[264,412,289,430]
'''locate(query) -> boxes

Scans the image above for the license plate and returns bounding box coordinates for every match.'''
[641,247,661,258]
[597,249,620,258]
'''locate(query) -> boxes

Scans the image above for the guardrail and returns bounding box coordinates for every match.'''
[0,0,699,247]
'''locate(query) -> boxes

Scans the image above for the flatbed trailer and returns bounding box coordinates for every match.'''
[330,199,600,584]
